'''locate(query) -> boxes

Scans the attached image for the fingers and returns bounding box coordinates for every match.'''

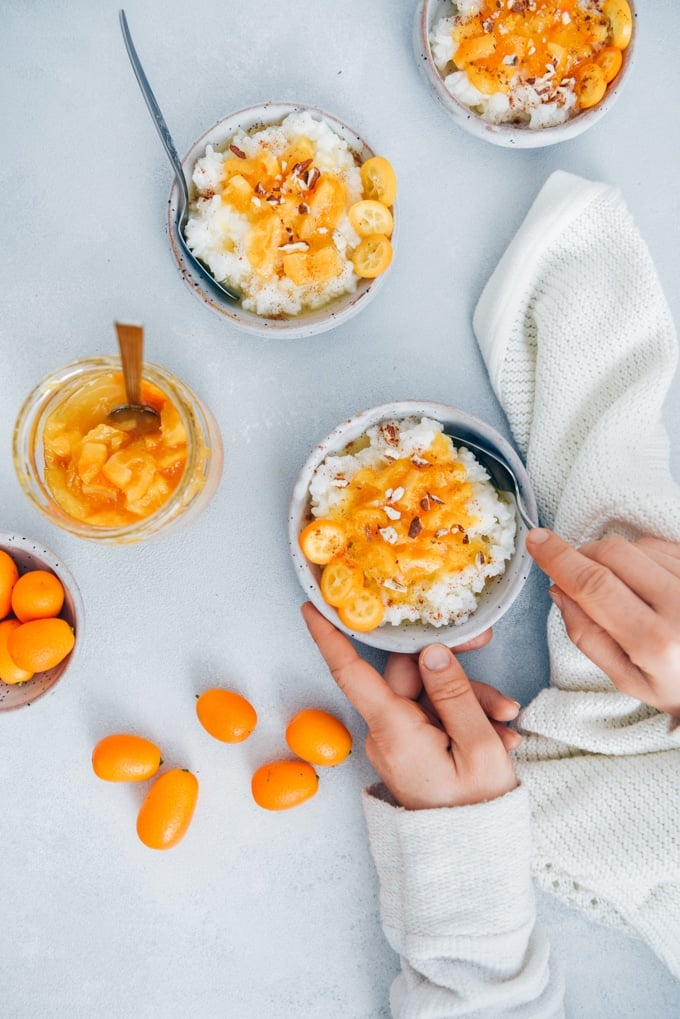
[418,644,500,752]
[384,653,422,699]
[575,536,680,615]
[549,586,653,703]
[633,536,680,576]
[490,719,522,751]
[469,679,521,721]
[301,603,396,727]
[526,529,661,650]
[451,628,494,653]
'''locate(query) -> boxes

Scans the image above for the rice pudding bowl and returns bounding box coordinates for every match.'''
[416,0,636,147]
[289,402,536,652]
[170,103,397,337]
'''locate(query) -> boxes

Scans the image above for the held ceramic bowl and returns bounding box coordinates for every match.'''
[288,401,537,652]
[168,101,397,339]
[0,533,83,711]
[415,0,636,149]
[13,357,223,544]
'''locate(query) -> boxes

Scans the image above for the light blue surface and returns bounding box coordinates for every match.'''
[0,1,678,1016]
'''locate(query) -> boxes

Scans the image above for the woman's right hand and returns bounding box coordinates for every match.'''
[527,529,680,717]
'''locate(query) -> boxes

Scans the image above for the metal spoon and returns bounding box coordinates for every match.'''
[118,9,240,303]
[108,322,161,434]
[449,433,538,530]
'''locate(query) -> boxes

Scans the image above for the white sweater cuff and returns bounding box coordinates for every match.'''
[362,783,535,940]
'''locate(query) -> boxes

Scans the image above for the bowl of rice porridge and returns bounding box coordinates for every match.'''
[168,102,398,338]
[415,0,636,148]
[288,401,537,652]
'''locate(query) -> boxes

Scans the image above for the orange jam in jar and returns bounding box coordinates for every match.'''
[14,358,223,543]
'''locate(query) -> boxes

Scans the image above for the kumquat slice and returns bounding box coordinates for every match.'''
[299,519,347,565]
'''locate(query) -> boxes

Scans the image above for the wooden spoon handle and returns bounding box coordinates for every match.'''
[114,322,144,406]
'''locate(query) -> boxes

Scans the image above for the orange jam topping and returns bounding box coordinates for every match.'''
[221,136,348,286]
[322,431,486,610]
[451,0,630,107]
[42,373,187,528]
[218,141,396,286]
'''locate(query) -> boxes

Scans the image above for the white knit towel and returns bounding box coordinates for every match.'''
[473,170,680,975]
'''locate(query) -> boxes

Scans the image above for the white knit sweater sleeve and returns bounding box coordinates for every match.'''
[473,170,680,976]
[362,784,565,1018]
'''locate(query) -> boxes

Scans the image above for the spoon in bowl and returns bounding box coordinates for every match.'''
[118,9,240,303]
[108,322,161,434]
[449,433,538,531]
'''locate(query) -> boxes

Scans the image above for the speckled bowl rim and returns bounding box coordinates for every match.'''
[415,0,637,149]
[0,532,84,711]
[288,401,538,652]
[167,101,396,338]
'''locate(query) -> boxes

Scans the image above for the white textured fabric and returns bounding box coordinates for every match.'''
[473,169,680,974]
[363,784,565,1018]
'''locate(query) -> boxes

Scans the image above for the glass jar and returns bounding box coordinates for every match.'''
[13,358,223,544]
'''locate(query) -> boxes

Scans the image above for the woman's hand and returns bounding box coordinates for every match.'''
[301,603,519,810]
[527,529,680,717]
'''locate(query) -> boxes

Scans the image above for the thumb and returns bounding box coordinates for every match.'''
[419,644,499,752]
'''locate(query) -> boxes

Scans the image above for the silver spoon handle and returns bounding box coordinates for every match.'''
[118,9,189,206]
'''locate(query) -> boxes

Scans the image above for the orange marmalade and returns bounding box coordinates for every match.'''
[42,373,188,527]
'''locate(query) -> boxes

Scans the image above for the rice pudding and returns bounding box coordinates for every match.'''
[300,417,516,630]
[431,0,633,129]
[184,111,396,318]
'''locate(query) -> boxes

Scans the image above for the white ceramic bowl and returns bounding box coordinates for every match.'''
[168,101,396,338]
[415,0,636,149]
[288,401,537,652]
[0,533,83,711]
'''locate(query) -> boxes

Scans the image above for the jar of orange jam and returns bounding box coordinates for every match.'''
[13,358,223,543]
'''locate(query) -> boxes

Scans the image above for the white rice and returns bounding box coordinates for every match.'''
[184,111,363,317]
[309,417,517,627]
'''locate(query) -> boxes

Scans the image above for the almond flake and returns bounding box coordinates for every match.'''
[411,455,429,467]
[279,242,309,253]
[390,486,405,502]
[379,526,399,545]
[382,578,407,592]
[435,528,450,538]
[383,505,401,520]
[229,144,247,159]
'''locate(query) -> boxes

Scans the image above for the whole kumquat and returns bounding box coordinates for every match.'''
[251,760,319,811]
[11,569,65,622]
[285,708,352,767]
[0,619,34,685]
[92,734,163,782]
[0,550,19,619]
[136,769,199,850]
[7,617,75,673]
[196,688,258,743]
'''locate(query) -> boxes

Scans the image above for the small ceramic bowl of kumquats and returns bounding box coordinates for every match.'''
[415,0,636,148]
[168,101,398,338]
[0,533,83,711]
[288,401,537,653]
